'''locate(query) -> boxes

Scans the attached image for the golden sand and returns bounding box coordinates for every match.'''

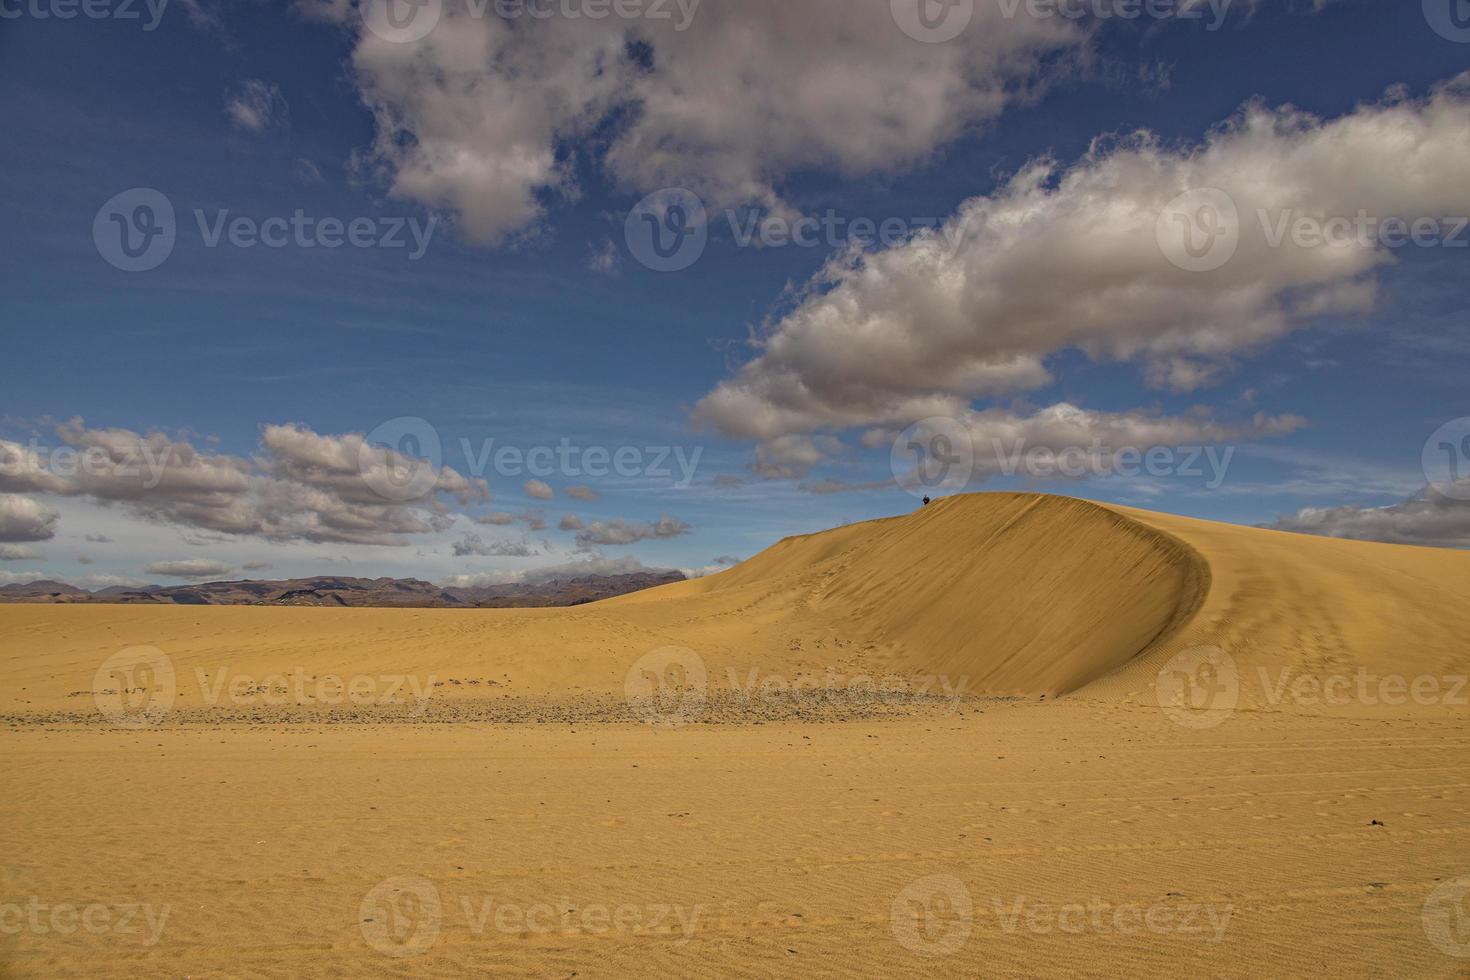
[2,493,1468,977]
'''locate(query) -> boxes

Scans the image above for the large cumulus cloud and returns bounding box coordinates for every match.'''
[694,76,1470,457]
[0,420,489,547]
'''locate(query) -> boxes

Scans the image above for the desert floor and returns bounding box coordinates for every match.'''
[3,493,1469,977]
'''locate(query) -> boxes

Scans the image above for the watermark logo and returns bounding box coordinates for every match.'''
[496,0,700,28]
[360,416,443,503]
[1423,877,1470,957]
[93,645,176,727]
[624,646,707,725]
[94,188,176,273]
[1258,667,1467,709]
[625,188,708,272]
[460,894,701,939]
[0,899,170,946]
[727,667,971,712]
[994,0,1234,29]
[1258,210,1468,251]
[191,667,438,712]
[94,189,438,271]
[1423,417,1470,502]
[359,878,702,951]
[0,0,170,30]
[992,895,1232,941]
[455,435,702,486]
[1155,646,1238,729]
[1425,0,1470,42]
[1156,187,1239,273]
[360,875,443,957]
[1,435,176,490]
[891,417,974,499]
[991,439,1236,489]
[891,0,973,43]
[362,0,698,42]
[727,208,960,254]
[361,0,441,42]
[891,874,973,957]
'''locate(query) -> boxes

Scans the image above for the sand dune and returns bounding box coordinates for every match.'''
[3,493,1469,978]
[3,492,1467,718]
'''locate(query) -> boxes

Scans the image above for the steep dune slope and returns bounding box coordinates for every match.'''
[3,492,1468,717]
[610,493,1206,694]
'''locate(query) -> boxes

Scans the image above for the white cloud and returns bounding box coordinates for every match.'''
[564,484,600,502]
[144,559,236,581]
[0,495,59,542]
[694,75,1470,443]
[344,0,1083,242]
[523,479,554,501]
[0,420,489,548]
[587,240,619,274]
[442,554,666,587]
[752,435,844,479]
[565,514,691,548]
[0,543,40,560]
[74,573,151,591]
[451,533,537,558]
[293,158,325,185]
[1269,485,1470,549]
[226,79,288,134]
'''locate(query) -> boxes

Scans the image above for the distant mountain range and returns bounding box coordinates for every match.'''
[0,572,685,608]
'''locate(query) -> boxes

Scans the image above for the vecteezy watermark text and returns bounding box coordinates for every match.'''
[1,435,175,490]
[1156,645,1470,729]
[992,895,1233,942]
[190,667,438,711]
[0,899,170,947]
[889,874,1232,958]
[358,875,701,957]
[94,188,438,272]
[1157,188,1470,273]
[623,647,974,724]
[92,646,438,725]
[726,666,972,710]
[987,439,1235,488]
[624,188,965,272]
[1258,210,1469,251]
[891,0,1235,44]
[360,0,700,44]
[0,0,168,29]
[456,436,701,486]
[889,416,1240,499]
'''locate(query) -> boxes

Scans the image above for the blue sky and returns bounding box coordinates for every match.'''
[1,0,1467,588]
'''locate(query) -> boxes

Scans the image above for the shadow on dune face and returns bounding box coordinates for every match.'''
[612,492,1211,697]
[616,487,1470,707]
[9,492,1469,722]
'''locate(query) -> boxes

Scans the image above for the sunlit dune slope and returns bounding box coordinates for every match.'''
[610,492,1206,695]
[3,492,1469,713]
[1092,502,1470,708]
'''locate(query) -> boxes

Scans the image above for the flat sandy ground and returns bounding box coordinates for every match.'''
[3,704,1468,978]
[3,493,1469,977]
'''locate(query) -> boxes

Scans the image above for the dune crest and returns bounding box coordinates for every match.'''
[614,493,1209,696]
[4,492,1469,717]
